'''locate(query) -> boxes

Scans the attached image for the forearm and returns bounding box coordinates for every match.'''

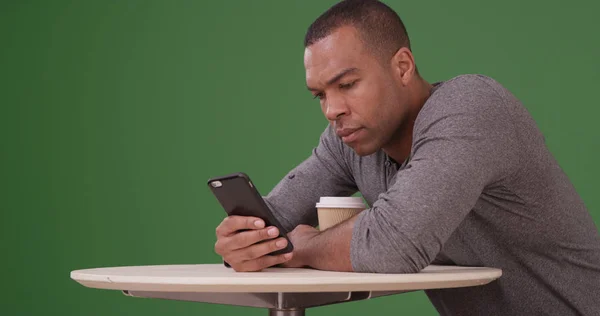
[264,127,358,233]
[303,215,358,272]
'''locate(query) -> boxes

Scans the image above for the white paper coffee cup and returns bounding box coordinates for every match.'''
[316,197,367,230]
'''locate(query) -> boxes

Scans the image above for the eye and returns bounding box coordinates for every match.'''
[313,92,325,100]
[339,81,356,90]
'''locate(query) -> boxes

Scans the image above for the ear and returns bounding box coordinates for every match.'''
[390,47,416,86]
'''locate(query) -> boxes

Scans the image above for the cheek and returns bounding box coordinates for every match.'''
[351,81,385,122]
[365,85,402,138]
[365,86,394,130]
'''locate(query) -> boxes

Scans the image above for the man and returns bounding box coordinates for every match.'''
[214,0,600,315]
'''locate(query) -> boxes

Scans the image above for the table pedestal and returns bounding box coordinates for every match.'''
[123,289,408,315]
[269,309,304,316]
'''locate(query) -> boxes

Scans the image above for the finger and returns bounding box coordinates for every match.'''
[215,225,277,257]
[226,226,280,251]
[236,252,294,272]
[235,237,289,262]
[215,215,265,237]
[216,226,280,258]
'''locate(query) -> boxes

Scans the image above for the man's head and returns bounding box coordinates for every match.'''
[304,0,427,156]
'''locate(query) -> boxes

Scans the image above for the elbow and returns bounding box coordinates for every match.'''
[379,259,427,274]
[356,251,430,274]
[351,229,434,274]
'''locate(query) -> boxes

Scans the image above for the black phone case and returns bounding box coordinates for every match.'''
[208,172,294,259]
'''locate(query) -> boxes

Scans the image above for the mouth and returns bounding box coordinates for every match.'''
[336,127,363,143]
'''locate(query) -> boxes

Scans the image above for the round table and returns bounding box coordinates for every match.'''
[71,264,502,315]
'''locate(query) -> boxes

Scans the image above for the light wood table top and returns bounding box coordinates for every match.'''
[71,263,502,293]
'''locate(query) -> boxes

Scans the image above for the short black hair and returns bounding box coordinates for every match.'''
[304,0,412,60]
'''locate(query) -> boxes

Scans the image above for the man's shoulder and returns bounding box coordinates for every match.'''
[433,73,505,97]
[415,73,518,136]
[423,73,510,116]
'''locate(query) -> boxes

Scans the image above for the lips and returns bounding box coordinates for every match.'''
[336,127,363,143]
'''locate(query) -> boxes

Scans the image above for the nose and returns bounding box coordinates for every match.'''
[324,96,349,121]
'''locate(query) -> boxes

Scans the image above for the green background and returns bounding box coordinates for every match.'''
[2,0,599,315]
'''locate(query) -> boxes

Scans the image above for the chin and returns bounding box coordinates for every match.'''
[348,142,379,156]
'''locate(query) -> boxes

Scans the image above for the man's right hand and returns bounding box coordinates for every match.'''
[214,215,293,272]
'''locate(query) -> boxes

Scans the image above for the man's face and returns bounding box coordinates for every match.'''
[304,26,409,156]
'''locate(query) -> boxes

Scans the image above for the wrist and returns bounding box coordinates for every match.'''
[300,230,321,268]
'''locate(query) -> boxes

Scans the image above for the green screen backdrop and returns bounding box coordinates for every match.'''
[2,0,599,315]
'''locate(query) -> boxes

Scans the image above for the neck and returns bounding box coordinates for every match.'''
[383,78,433,164]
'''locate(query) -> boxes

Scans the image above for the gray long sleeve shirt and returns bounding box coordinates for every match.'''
[264,74,600,315]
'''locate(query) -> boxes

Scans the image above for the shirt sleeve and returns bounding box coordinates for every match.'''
[264,123,358,233]
[350,76,520,273]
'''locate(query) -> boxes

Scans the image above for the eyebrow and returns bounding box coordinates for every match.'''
[307,67,359,91]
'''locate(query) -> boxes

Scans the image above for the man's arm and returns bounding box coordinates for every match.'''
[264,123,358,233]
[216,123,358,272]
[293,76,521,273]
[292,215,358,272]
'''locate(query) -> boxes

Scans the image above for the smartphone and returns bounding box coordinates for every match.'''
[207,172,294,257]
